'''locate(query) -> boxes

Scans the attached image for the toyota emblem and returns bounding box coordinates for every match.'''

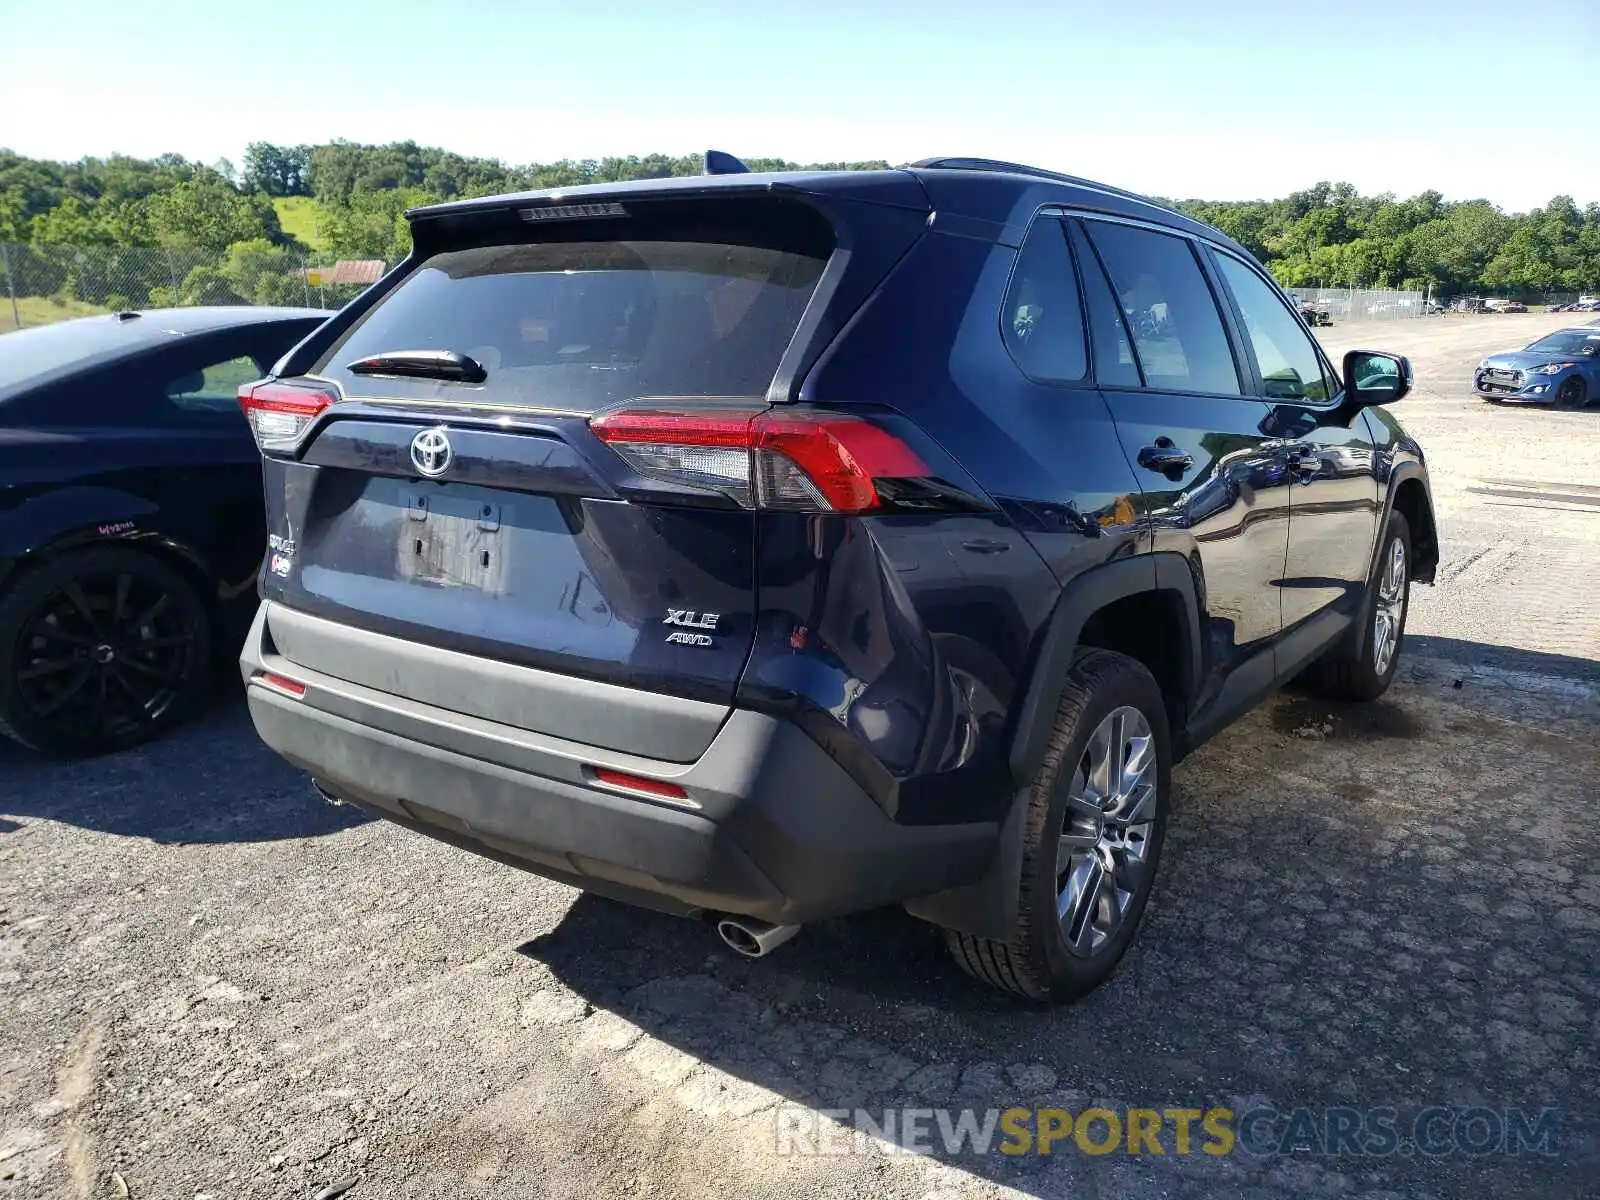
[410,427,453,478]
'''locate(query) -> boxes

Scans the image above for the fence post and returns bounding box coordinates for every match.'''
[1,244,20,330]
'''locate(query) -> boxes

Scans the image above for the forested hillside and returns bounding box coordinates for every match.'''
[3,140,1598,301]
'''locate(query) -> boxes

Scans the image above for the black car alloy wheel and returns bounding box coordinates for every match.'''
[0,547,211,756]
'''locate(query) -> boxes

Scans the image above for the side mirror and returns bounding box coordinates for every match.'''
[1343,350,1413,407]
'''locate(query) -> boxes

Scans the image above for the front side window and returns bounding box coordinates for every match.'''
[1082,221,1241,396]
[1213,253,1333,402]
[1001,217,1087,383]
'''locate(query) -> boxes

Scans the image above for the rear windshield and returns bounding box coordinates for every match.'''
[316,235,829,410]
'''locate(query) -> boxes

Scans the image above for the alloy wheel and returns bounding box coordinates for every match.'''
[1056,705,1157,958]
[1372,536,1408,676]
[12,570,200,745]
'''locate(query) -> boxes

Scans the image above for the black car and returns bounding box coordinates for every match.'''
[0,306,326,756]
[237,157,1437,1002]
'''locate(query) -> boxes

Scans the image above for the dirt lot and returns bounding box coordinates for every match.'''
[2,315,1598,1200]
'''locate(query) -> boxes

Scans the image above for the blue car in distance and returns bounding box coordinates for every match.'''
[1475,326,1600,407]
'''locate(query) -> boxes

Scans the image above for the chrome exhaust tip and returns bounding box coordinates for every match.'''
[311,779,345,806]
[715,916,801,959]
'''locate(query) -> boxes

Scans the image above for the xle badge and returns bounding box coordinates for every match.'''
[664,609,719,647]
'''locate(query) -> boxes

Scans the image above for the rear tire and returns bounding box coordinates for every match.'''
[1301,510,1411,703]
[944,649,1172,1003]
[0,546,212,757]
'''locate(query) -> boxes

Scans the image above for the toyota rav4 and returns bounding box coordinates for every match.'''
[238,156,1437,1002]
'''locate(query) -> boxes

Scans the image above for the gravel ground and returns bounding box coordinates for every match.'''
[2,315,1597,1200]
[1319,312,1600,679]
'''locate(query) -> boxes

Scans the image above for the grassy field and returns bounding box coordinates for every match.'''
[273,196,328,251]
[0,294,109,333]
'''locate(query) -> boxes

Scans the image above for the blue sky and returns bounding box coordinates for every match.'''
[4,0,1596,209]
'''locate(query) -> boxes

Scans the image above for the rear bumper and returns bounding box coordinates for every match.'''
[241,603,996,924]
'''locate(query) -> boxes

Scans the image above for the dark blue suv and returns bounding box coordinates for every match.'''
[238,157,1437,1002]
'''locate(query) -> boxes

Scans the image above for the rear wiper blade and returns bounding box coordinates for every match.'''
[346,349,487,384]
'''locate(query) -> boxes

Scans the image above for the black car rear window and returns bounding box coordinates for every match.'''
[316,232,830,411]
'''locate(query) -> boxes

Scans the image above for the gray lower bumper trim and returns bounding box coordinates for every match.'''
[254,602,728,762]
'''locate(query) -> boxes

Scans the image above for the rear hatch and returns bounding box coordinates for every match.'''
[245,189,926,730]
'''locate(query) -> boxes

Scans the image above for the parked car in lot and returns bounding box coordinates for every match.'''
[238,156,1437,1002]
[0,306,326,755]
[1475,326,1600,406]
[1287,294,1332,326]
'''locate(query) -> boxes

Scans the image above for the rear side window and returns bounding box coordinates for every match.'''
[317,233,829,412]
[1082,221,1241,396]
[1068,222,1142,388]
[1002,217,1087,382]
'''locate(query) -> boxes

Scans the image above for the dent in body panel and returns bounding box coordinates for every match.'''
[737,510,1057,827]
[754,227,1144,824]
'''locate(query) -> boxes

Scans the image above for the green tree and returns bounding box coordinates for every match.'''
[146,177,282,251]
[0,187,27,241]
[243,143,312,196]
[217,238,305,305]
[318,187,434,261]
[1404,201,1511,294]
[29,196,120,245]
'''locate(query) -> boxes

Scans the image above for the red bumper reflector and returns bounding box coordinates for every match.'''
[592,767,688,800]
[254,671,307,698]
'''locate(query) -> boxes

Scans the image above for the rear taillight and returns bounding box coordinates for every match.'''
[237,380,337,454]
[589,409,929,513]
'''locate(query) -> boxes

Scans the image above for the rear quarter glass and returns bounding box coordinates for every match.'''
[313,224,832,414]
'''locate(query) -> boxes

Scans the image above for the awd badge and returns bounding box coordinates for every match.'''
[663,609,719,647]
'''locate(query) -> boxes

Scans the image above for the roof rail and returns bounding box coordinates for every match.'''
[910,157,1175,213]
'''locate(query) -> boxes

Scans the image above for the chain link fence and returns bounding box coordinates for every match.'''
[1,243,394,332]
[1284,287,1428,323]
